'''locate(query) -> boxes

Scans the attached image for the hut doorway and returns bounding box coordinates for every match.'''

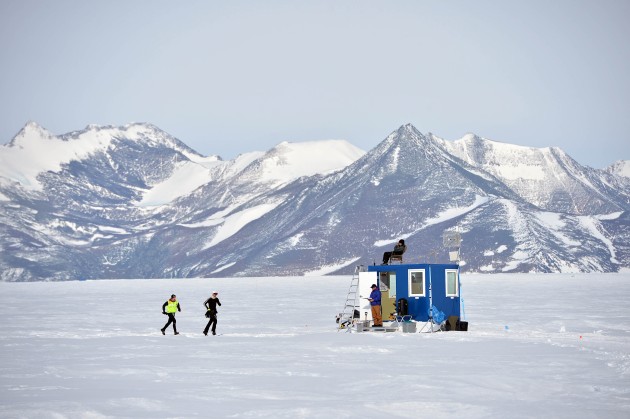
[379,271,397,321]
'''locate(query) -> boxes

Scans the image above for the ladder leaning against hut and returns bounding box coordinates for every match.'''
[336,265,364,331]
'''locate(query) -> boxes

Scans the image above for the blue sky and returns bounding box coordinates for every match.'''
[1,0,628,168]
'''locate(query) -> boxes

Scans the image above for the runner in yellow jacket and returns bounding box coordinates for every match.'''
[161,294,181,335]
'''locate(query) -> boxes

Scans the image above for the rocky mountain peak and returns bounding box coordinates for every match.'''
[7,121,56,147]
[607,160,630,178]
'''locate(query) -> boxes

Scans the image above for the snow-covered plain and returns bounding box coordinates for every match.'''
[1,273,629,418]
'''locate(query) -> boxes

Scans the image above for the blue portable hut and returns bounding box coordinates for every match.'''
[358,263,461,323]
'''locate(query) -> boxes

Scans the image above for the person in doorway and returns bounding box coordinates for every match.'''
[161,294,181,335]
[382,239,407,265]
[203,291,222,336]
[368,284,382,327]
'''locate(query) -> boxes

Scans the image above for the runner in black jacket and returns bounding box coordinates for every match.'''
[203,291,222,336]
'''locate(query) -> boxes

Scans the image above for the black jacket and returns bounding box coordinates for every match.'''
[204,297,221,313]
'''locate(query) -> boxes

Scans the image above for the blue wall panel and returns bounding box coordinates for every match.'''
[368,263,460,321]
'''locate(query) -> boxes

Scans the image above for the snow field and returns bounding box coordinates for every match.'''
[1,274,629,418]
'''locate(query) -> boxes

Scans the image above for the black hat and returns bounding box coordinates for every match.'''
[371,284,377,288]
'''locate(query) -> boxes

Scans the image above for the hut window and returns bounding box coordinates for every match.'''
[408,269,426,297]
[445,269,459,297]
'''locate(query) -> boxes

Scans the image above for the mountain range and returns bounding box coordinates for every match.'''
[1,122,628,281]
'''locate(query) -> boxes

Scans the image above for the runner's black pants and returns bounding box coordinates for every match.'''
[204,311,218,334]
[162,313,177,333]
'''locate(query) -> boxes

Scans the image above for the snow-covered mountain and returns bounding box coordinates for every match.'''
[607,160,630,178]
[440,133,628,215]
[0,122,628,281]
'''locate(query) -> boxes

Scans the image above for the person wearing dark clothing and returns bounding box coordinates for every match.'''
[161,294,181,335]
[382,239,407,264]
[368,284,383,327]
[203,291,222,336]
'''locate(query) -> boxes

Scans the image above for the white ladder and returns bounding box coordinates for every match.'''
[337,265,364,331]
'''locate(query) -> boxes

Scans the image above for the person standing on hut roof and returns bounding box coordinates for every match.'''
[382,239,406,265]
[203,291,222,336]
[161,294,181,335]
[368,284,382,327]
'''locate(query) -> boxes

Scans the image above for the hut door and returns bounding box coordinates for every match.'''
[358,271,377,321]
[379,271,397,321]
